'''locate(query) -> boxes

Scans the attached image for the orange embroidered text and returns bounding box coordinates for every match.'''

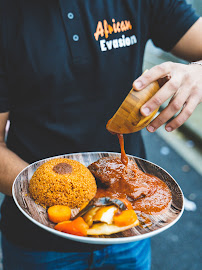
[94,19,132,41]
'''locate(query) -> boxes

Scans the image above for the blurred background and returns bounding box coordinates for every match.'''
[0,0,201,269]
[143,1,202,269]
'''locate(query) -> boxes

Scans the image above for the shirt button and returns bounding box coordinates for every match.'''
[67,12,74,19]
[73,35,79,42]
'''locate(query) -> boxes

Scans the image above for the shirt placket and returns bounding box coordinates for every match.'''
[59,0,89,65]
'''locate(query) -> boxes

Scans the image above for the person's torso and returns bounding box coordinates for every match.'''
[1,0,151,162]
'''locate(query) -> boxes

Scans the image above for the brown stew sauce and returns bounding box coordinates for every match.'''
[93,134,172,216]
[117,134,128,166]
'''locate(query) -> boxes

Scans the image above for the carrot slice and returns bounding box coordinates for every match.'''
[118,198,133,210]
[48,205,71,223]
[113,209,139,227]
[54,217,89,236]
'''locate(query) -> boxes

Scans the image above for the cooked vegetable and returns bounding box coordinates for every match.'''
[54,217,89,236]
[51,197,139,236]
[48,205,71,223]
[92,206,118,224]
[87,220,139,235]
[73,197,127,220]
[92,197,127,210]
[118,198,133,210]
[83,207,99,227]
[113,209,139,227]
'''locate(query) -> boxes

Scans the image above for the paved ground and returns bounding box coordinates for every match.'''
[142,130,201,270]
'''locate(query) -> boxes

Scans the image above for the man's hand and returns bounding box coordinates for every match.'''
[0,112,29,196]
[133,61,202,132]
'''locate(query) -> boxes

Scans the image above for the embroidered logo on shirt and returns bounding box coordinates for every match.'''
[94,18,137,51]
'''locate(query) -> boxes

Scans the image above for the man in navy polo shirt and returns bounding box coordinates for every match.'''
[0,0,202,269]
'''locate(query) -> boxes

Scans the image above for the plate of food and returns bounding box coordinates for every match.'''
[12,151,184,245]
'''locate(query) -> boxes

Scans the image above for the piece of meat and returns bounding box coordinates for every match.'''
[89,156,172,215]
[88,157,126,187]
[88,157,151,201]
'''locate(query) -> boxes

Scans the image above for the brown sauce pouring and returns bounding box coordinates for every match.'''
[93,130,172,218]
[117,133,128,166]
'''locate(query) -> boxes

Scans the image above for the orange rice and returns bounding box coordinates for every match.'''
[29,158,97,208]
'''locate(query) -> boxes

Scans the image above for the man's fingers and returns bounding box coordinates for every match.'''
[146,84,190,132]
[147,81,193,132]
[133,62,173,90]
[140,76,182,116]
[147,95,198,133]
[165,96,199,131]
[132,62,202,132]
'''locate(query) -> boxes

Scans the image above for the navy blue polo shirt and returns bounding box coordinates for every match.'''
[0,0,199,252]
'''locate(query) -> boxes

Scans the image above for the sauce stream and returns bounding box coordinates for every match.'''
[117,134,128,166]
[88,130,172,218]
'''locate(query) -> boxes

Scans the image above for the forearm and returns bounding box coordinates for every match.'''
[171,18,202,62]
[0,142,28,196]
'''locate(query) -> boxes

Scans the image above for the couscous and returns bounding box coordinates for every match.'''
[29,158,97,208]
